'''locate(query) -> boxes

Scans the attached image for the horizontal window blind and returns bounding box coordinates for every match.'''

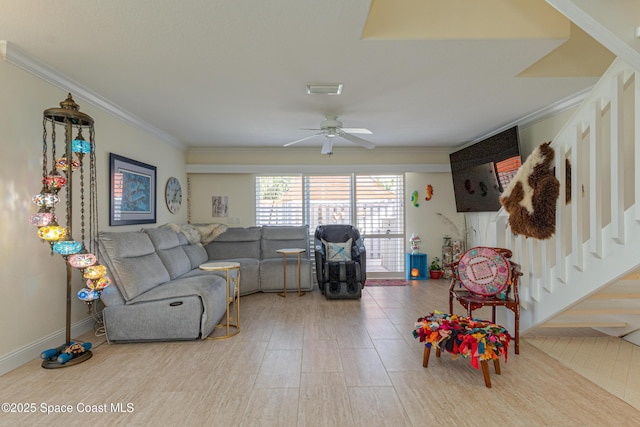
[255,175,303,225]
[306,175,352,232]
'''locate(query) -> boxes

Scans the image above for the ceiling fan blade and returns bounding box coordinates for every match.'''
[341,128,372,135]
[283,133,322,147]
[339,132,376,149]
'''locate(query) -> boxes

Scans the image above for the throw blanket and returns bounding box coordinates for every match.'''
[500,142,559,239]
[161,223,228,245]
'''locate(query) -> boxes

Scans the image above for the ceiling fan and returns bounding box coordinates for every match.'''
[284,116,375,155]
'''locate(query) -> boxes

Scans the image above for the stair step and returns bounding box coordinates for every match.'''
[541,321,628,328]
[564,308,640,315]
[589,293,640,300]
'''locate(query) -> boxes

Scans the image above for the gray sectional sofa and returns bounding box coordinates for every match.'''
[98,225,312,342]
[204,225,313,294]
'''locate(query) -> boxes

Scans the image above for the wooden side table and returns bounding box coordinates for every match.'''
[276,248,306,297]
[199,261,240,339]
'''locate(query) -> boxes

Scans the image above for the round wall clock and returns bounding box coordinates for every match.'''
[165,177,182,214]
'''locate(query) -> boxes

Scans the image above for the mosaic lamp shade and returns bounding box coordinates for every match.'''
[72,129,92,154]
[52,240,83,255]
[94,276,111,290]
[77,288,100,302]
[68,253,97,269]
[55,157,80,172]
[37,225,67,241]
[32,193,59,208]
[83,265,107,280]
[86,276,111,291]
[29,212,57,227]
[42,174,67,190]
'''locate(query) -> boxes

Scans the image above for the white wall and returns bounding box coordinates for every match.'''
[404,172,464,265]
[518,107,577,156]
[189,174,255,226]
[0,59,187,374]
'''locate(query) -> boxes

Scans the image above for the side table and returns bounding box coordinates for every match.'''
[406,252,428,280]
[276,248,306,297]
[199,261,240,339]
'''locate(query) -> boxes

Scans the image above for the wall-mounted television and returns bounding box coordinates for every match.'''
[449,126,522,212]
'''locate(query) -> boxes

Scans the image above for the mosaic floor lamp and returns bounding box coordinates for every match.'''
[30,94,110,368]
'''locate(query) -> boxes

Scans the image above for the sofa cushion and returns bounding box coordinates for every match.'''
[205,226,262,260]
[176,232,189,245]
[261,225,309,259]
[144,228,192,279]
[182,244,208,269]
[98,231,170,301]
[170,228,210,269]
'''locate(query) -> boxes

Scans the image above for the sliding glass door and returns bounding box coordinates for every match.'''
[256,173,405,277]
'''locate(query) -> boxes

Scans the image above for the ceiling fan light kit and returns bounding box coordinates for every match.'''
[306,83,343,95]
[321,140,334,155]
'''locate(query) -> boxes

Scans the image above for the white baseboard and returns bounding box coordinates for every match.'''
[0,317,96,376]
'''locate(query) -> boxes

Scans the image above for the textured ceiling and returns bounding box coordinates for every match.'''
[0,0,611,151]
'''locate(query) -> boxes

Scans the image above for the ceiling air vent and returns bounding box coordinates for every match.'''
[306,83,343,95]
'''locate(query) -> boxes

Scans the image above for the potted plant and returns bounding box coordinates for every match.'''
[429,257,444,279]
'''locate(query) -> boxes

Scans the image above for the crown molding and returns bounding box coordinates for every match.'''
[468,85,592,145]
[1,40,184,150]
[186,163,451,174]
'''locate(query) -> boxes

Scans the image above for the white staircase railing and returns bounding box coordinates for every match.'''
[487,58,640,333]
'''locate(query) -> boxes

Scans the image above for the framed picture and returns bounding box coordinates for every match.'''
[212,196,229,217]
[109,153,157,226]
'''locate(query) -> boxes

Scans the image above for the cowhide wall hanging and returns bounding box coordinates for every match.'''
[500,142,560,239]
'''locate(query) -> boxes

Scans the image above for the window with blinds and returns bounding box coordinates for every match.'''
[306,175,352,231]
[255,175,303,225]
[255,174,405,276]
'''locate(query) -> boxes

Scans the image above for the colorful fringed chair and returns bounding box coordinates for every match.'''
[447,247,522,354]
[413,311,511,388]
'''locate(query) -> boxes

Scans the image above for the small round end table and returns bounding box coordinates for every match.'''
[276,248,306,297]
[199,261,240,339]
